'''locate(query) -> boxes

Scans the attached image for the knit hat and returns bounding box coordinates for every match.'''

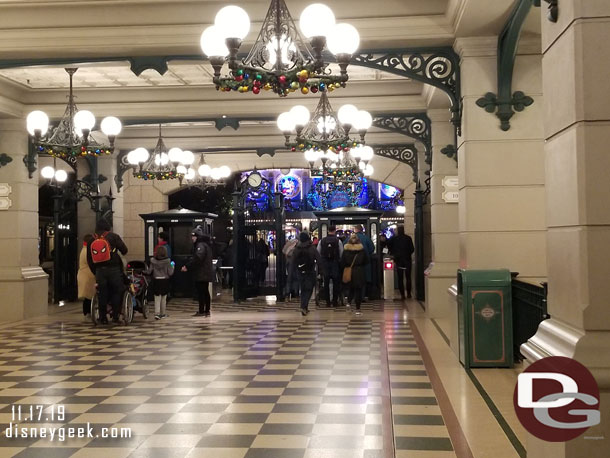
[191,226,204,237]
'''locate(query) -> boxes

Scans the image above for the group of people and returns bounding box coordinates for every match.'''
[284,224,414,316]
[77,220,215,324]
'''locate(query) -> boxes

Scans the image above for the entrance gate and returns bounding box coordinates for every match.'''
[233,173,285,302]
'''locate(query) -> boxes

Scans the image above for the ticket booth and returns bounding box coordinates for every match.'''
[140,207,217,298]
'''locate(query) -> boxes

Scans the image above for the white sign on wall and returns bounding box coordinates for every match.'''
[0,183,12,210]
[442,176,459,203]
[0,183,11,196]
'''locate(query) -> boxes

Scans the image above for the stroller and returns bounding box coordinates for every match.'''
[125,260,150,320]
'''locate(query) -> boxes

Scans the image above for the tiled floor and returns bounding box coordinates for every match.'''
[0,297,457,458]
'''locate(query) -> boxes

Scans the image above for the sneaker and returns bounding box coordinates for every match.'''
[355,310,362,316]
[154,314,161,320]
[300,309,307,316]
[193,312,205,317]
[161,314,168,318]
[204,311,211,317]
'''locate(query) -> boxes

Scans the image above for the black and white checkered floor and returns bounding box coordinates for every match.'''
[0,297,456,458]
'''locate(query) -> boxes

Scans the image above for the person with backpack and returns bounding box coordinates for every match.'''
[86,219,128,324]
[292,231,323,316]
[389,225,415,299]
[341,233,368,316]
[181,226,214,317]
[317,226,343,307]
[144,245,174,320]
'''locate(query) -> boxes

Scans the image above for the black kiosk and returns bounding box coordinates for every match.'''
[140,207,217,298]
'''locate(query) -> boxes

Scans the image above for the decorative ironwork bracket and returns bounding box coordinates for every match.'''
[0,153,12,168]
[538,0,558,22]
[476,0,536,131]
[374,144,418,183]
[373,114,431,165]
[215,118,240,131]
[256,148,276,158]
[351,48,461,135]
[440,144,458,163]
[115,150,132,192]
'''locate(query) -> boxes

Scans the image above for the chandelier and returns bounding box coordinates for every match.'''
[126,125,194,181]
[178,154,232,187]
[200,1,360,97]
[26,68,122,159]
[277,92,373,183]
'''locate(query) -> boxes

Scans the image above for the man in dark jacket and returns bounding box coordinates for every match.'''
[390,226,415,299]
[182,226,214,316]
[317,226,343,307]
[87,218,128,324]
[293,232,323,316]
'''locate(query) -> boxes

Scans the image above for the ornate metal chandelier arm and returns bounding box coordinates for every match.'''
[372,114,431,164]
[349,48,461,133]
[373,144,418,184]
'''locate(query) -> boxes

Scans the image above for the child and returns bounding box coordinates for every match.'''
[145,245,174,319]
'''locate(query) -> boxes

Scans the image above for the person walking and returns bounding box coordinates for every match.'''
[292,232,322,316]
[283,236,299,300]
[349,224,375,299]
[255,238,270,285]
[341,233,368,316]
[145,245,174,319]
[77,234,96,321]
[389,225,415,299]
[87,219,128,324]
[317,226,343,307]
[182,226,214,317]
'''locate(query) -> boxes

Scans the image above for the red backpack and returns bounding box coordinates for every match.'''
[90,232,113,264]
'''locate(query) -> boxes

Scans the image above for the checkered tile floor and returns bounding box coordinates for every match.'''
[0,297,456,458]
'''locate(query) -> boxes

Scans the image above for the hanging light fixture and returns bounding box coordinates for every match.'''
[201,1,360,97]
[126,125,192,181]
[180,154,232,187]
[278,92,373,183]
[26,68,122,160]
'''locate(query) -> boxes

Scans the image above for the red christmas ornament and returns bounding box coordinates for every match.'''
[311,86,319,94]
[235,75,244,82]
[253,80,262,88]
[278,75,287,84]
[253,86,260,94]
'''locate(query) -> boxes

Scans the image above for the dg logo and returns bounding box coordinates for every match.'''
[513,356,601,442]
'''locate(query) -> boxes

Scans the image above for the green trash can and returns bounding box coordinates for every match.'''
[457,269,513,368]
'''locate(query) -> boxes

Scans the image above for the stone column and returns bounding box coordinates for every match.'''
[522,3,610,456]
[425,109,459,328]
[454,37,546,282]
[0,119,48,322]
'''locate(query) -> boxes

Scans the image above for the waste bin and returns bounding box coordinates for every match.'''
[457,269,513,368]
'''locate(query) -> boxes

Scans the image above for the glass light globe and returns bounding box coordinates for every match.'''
[327,23,360,55]
[127,150,139,165]
[199,164,212,177]
[215,5,250,40]
[185,168,196,180]
[299,3,335,38]
[41,166,55,179]
[74,110,95,135]
[277,112,296,132]
[265,35,297,67]
[363,164,374,176]
[219,165,231,178]
[304,149,318,163]
[200,26,229,57]
[353,110,373,130]
[155,153,169,166]
[396,205,406,214]
[168,147,183,163]
[350,145,362,159]
[211,168,223,180]
[337,104,358,126]
[289,105,310,126]
[326,151,338,162]
[330,163,337,169]
[176,165,187,175]
[317,115,336,134]
[55,169,68,182]
[359,160,366,170]
[26,111,49,136]
[181,150,195,165]
[134,147,149,163]
[100,116,122,136]
[359,145,374,161]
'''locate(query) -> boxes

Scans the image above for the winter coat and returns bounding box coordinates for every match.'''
[187,237,215,282]
[145,254,174,280]
[390,234,414,268]
[77,245,96,300]
[354,232,374,282]
[341,242,368,285]
[292,240,323,276]
[154,240,172,259]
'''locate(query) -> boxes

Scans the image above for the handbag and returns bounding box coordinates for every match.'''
[342,253,358,284]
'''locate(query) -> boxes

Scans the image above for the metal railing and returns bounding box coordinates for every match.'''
[512,277,549,361]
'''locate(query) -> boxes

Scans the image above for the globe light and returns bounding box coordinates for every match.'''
[277,112,296,132]
[154,153,169,166]
[215,5,250,40]
[363,164,374,176]
[317,115,336,134]
[176,165,187,175]
[134,147,149,163]
[396,205,406,214]
[299,3,335,39]
[327,23,360,55]
[168,147,184,163]
[200,26,229,57]
[359,145,374,161]
[211,167,223,180]
[353,110,373,130]
[265,35,297,67]
[26,111,49,136]
[100,116,122,136]
[337,104,358,126]
[41,166,55,179]
[199,164,212,177]
[181,150,195,165]
[330,163,337,169]
[289,105,310,127]
[359,160,366,170]
[127,150,139,165]
[55,169,68,182]
[304,148,318,163]
[185,168,196,180]
[74,110,95,136]
[325,150,338,162]
[219,165,231,178]
[350,145,362,159]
